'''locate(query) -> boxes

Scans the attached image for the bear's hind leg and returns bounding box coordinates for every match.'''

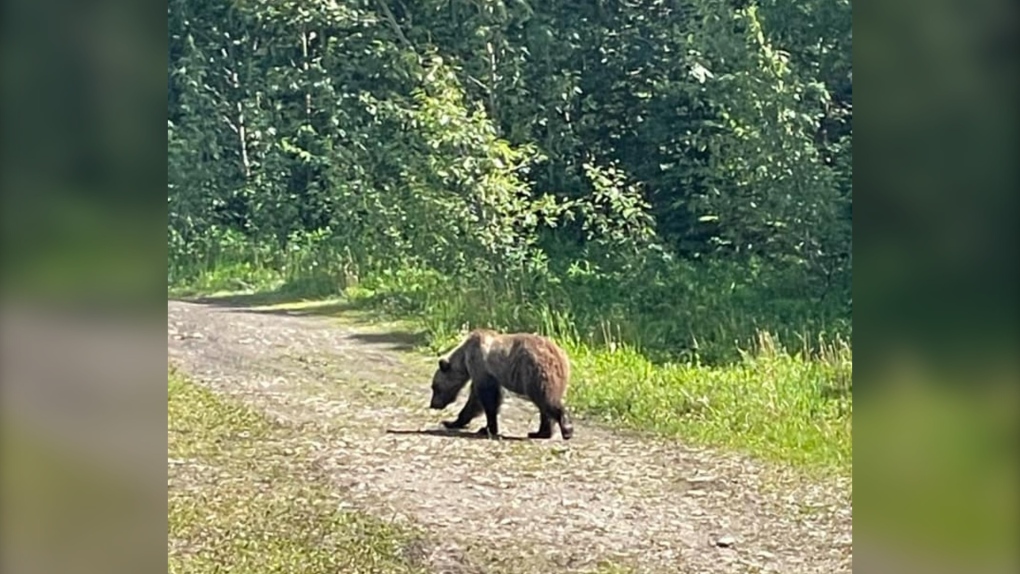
[528,411,554,439]
[552,404,574,440]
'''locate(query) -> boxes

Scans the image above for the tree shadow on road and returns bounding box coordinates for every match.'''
[346,331,425,351]
[175,292,429,351]
[385,428,530,442]
[180,292,357,312]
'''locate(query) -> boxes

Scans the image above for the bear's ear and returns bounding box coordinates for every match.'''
[438,358,451,372]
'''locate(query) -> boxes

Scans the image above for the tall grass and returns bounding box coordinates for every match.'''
[563,331,852,470]
[170,239,852,472]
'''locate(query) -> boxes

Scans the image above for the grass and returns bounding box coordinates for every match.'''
[167,369,427,574]
[854,377,1018,565]
[562,332,851,472]
[1,422,159,573]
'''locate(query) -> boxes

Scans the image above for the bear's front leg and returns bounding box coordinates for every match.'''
[475,375,504,439]
[442,382,483,429]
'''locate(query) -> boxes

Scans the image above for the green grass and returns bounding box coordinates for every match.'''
[563,332,851,471]
[1,423,158,573]
[167,370,426,574]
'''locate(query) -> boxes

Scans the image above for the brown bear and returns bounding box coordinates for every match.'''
[428,328,574,440]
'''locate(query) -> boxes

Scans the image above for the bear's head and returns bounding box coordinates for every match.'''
[429,356,470,409]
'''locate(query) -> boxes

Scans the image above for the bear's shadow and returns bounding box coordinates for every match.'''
[385,428,530,442]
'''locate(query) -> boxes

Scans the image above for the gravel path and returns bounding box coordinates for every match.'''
[167,299,852,574]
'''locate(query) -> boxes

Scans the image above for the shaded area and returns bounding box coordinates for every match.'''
[175,292,428,352]
[179,291,356,311]
[385,428,530,442]
[241,301,358,318]
[174,279,403,322]
[347,332,425,352]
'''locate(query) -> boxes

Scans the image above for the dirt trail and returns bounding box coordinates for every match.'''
[167,299,851,574]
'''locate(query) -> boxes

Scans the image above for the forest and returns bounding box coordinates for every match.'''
[168,0,852,469]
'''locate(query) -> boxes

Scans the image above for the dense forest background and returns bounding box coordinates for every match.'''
[168,0,852,366]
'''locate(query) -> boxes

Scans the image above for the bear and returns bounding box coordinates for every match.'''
[428,328,574,440]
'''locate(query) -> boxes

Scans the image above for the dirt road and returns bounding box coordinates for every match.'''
[167,299,851,574]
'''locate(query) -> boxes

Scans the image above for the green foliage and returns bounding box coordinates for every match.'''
[168,0,851,284]
[168,0,852,465]
[341,254,848,365]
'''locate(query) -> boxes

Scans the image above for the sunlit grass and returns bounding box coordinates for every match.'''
[562,333,851,472]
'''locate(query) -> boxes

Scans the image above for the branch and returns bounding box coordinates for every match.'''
[375,0,414,53]
[465,74,491,93]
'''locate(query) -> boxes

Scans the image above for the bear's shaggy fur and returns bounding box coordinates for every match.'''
[428,328,574,440]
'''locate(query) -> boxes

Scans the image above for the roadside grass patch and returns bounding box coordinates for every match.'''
[562,334,852,472]
[167,370,426,574]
